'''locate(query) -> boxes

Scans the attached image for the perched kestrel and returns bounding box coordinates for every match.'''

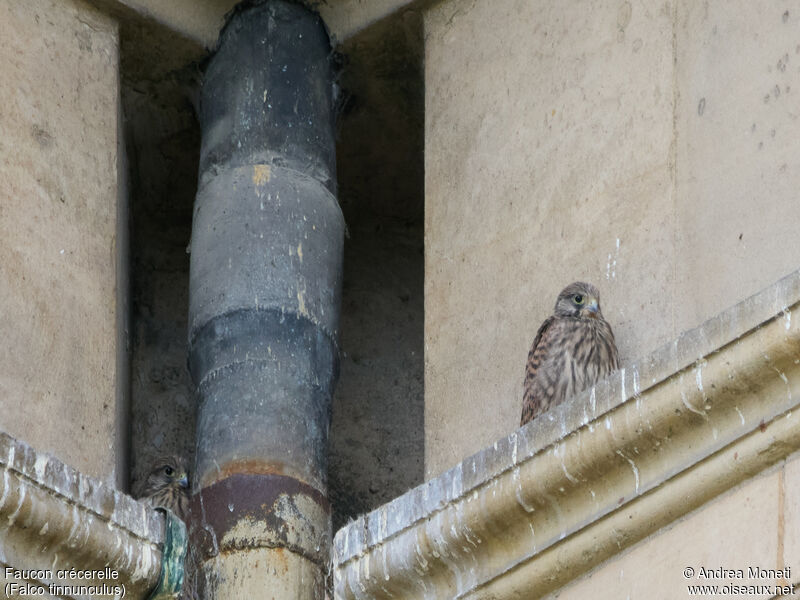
[138,456,196,600]
[139,455,190,522]
[521,282,619,426]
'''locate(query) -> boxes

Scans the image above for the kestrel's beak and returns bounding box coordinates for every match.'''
[584,299,599,317]
[178,475,189,489]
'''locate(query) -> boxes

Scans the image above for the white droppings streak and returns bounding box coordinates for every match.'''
[463,524,480,548]
[132,545,154,582]
[34,455,48,481]
[65,504,80,546]
[632,366,640,398]
[6,444,15,469]
[620,368,626,402]
[0,469,11,509]
[617,450,640,494]
[735,406,745,425]
[785,309,792,331]
[7,487,25,526]
[560,458,579,484]
[511,435,518,465]
[773,367,792,400]
[681,388,706,417]
[590,387,596,414]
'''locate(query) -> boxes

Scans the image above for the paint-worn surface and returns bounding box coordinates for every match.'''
[0,431,163,599]
[334,269,800,599]
[147,510,187,600]
[200,548,325,600]
[120,0,426,535]
[424,0,800,480]
[190,473,329,565]
[0,0,123,484]
[189,3,340,598]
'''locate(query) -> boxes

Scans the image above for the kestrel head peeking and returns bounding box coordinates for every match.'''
[521,282,619,426]
[139,455,190,521]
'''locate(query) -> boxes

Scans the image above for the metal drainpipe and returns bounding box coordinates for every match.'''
[187,1,342,597]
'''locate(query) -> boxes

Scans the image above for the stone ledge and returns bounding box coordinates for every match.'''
[333,268,800,599]
[88,0,419,52]
[0,431,164,598]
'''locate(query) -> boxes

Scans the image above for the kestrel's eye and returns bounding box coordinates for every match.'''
[573,294,584,304]
[164,466,174,476]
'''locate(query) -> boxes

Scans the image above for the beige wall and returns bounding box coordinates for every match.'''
[424,0,800,478]
[556,453,800,599]
[0,0,122,482]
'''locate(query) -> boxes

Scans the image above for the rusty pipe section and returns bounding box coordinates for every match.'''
[188,1,341,598]
[0,431,164,598]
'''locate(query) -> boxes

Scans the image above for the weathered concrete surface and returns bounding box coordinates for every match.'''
[784,457,800,578]
[200,549,324,600]
[674,1,800,330]
[0,431,164,599]
[0,0,122,483]
[88,0,235,49]
[123,71,200,496]
[554,459,796,599]
[87,0,418,49]
[334,269,800,599]
[329,10,425,532]
[424,0,800,479]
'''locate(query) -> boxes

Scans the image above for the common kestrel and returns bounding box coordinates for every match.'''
[521,282,619,426]
[138,455,190,522]
[138,456,196,599]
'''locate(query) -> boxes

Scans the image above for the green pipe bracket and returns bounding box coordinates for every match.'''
[147,509,188,600]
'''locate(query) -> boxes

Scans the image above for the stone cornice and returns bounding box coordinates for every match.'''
[0,432,164,598]
[87,0,420,51]
[333,269,800,599]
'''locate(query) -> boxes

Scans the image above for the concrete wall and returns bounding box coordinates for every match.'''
[329,11,425,532]
[557,452,800,599]
[0,0,122,483]
[424,0,800,478]
[123,58,200,495]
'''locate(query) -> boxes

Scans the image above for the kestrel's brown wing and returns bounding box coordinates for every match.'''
[521,316,558,426]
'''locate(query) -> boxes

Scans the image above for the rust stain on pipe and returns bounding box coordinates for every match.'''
[196,457,309,489]
[191,473,329,566]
